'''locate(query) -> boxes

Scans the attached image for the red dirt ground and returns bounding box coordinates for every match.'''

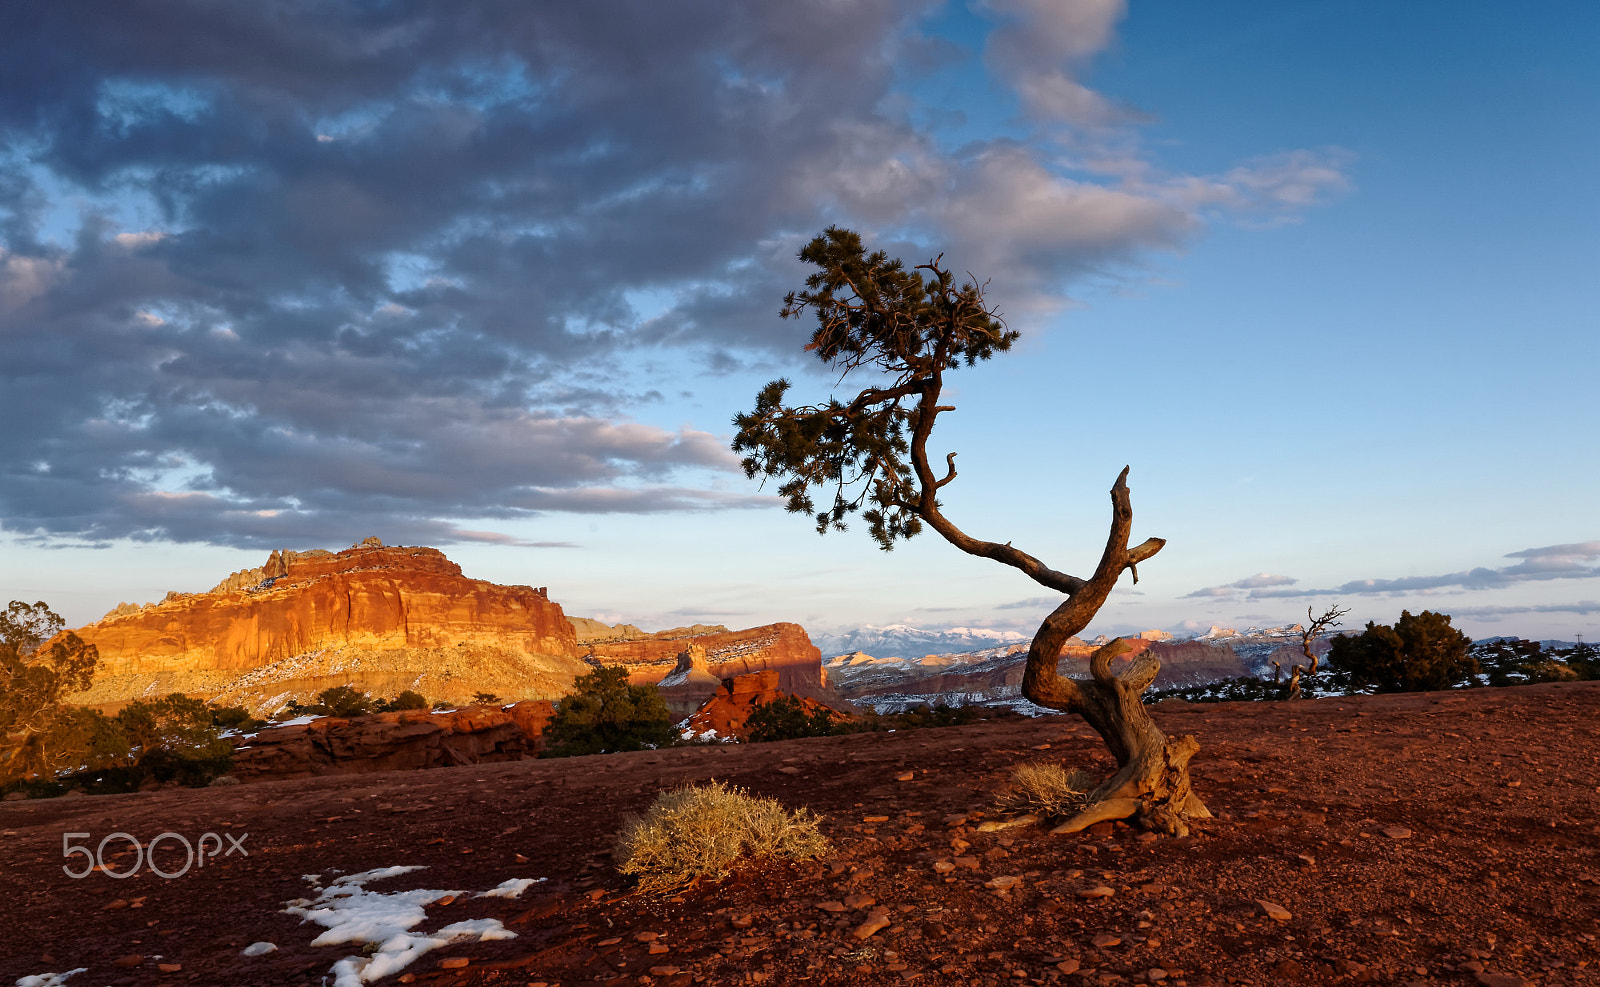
[3,682,1598,987]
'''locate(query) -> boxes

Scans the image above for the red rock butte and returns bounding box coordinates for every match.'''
[65,538,829,717]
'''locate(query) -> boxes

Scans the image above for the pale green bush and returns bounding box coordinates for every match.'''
[614,780,827,894]
[995,760,1093,819]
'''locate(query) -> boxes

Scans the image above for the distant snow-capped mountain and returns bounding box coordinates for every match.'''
[813,624,1029,660]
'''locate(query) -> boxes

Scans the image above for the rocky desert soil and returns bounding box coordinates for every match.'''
[3,682,1597,987]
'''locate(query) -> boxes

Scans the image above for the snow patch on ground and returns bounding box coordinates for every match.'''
[14,971,87,987]
[477,877,545,898]
[282,866,535,985]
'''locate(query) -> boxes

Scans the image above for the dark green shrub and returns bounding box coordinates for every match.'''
[543,665,675,757]
[380,690,429,711]
[315,685,376,717]
[471,691,502,705]
[745,695,840,742]
[1326,610,1477,693]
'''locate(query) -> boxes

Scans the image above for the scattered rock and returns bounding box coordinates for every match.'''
[437,957,470,969]
[1079,887,1115,899]
[853,912,892,940]
[1256,899,1291,922]
[817,901,847,913]
[844,894,876,910]
[635,931,660,942]
[896,771,915,781]
[113,956,144,968]
[157,964,182,973]
[1475,974,1534,987]
[985,876,1022,892]
[1056,959,1081,975]
[1382,826,1413,839]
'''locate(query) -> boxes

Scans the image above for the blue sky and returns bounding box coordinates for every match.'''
[2,1,1595,644]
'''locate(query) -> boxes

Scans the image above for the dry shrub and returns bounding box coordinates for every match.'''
[995,761,1093,819]
[613,780,828,894]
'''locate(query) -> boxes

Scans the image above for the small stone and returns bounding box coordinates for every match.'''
[1295,854,1317,869]
[437,956,469,969]
[943,814,969,827]
[896,771,915,781]
[597,937,623,946]
[649,943,670,954]
[398,976,415,984]
[731,913,754,929]
[635,931,660,942]
[950,838,970,852]
[114,956,144,969]
[1475,974,1534,987]
[817,901,847,913]
[1148,969,1168,981]
[863,815,889,823]
[1382,826,1413,839]
[1460,961,1485,973]
[844,894,876,910]
[649,967,681,976]
[157,964,182,973]
[985,876,1022,892]
[1056,959,1081,975]
[104,899,129,910]
[778,765,801,774]
[1256,899,1292,922]
[953,856,981,870]
[240,942,277,957]
[1271,959,1305,979]
[585,888,606,901]
[932,860,956,874]
[852,912,892,940]
[514,853,529,863]
[1092,934,1121,948]
[1032,743,1052,750]
[1079,886,1115,899]
[434,894,456,906]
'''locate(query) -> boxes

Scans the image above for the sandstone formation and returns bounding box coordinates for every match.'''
[586,622,830,715]
[68,540,589,713]
[682,670,853,741]
[229,701,555,782]
[568,618,729,643]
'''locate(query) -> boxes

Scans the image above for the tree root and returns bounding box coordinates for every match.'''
[1048,798,1141,835]
[975,813,1040,833]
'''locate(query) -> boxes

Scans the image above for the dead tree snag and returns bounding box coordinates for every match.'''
[735,227,1208,837]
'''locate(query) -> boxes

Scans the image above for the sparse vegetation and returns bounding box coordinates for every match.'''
[995,761,1093,820]
[1326,610,1477,693]
[1,601,101,783]
[471,691,502,705]
[745,695,840,742]
[383,689,430,711]
[613,780,828,894]
[542,665,676,757]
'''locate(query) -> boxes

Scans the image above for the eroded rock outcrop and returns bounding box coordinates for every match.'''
[68,541,588,711]
[683,670,854,741]
[229,701,556,782]
[587,622,829,715]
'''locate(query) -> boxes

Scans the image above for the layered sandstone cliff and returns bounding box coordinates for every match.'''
[69,540,589,713]
[585,622,831,715]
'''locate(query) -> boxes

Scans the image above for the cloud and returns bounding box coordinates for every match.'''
[980,0,1130,126]
[1184,572,1297,598]
[1235,541,1600,600]
[0,1,1350,549]
[1449,601,1600,620]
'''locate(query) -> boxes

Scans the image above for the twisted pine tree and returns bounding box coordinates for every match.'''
[734,227,1209,836]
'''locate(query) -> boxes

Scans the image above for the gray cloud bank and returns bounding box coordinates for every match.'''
[1189,541,1600,602]
[0,0,1347,548]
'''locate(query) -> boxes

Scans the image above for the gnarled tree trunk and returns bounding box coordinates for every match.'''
[1019,471,1209,837]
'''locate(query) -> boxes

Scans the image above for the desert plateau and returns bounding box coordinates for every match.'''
[4,681,1597,987]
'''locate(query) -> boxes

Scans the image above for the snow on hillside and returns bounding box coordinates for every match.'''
[813,624,1028,659]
